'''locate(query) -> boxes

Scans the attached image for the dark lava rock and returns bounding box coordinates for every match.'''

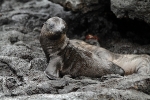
[49,0,99,13]
[0,0,150,99]
[111,0,150,24]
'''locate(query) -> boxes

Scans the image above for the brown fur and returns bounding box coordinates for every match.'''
[40,17,150,79]
[71,40,150,75]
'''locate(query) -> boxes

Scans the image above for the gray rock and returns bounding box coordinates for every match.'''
[111,0,150,23]
[1,90,150,100]
[49,0,99,13]
[0,92,116,100]
[30,58,47,71]
[0,31,24,45]
[0,56,31,77]
[78,74,150,95]
[0,0,150,99]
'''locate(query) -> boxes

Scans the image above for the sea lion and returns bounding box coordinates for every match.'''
[40,17,150,79]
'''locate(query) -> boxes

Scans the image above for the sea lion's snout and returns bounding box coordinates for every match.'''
[45,17,67,37]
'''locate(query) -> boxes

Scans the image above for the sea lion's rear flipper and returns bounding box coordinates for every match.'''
[109,62,125,76]
[44,56,63,80]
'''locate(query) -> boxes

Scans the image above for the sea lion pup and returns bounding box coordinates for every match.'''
[40,17,124,79]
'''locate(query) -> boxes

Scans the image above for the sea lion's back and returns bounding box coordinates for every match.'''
[58,40,110,77]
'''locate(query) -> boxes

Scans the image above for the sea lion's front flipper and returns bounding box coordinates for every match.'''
[44,56,63,80]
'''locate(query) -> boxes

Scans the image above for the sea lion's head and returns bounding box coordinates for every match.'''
[41,17,67,40]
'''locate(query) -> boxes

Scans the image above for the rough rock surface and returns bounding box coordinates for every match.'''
[111,0,150,24]
[49,0,99,13]
[0,0,150,99]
